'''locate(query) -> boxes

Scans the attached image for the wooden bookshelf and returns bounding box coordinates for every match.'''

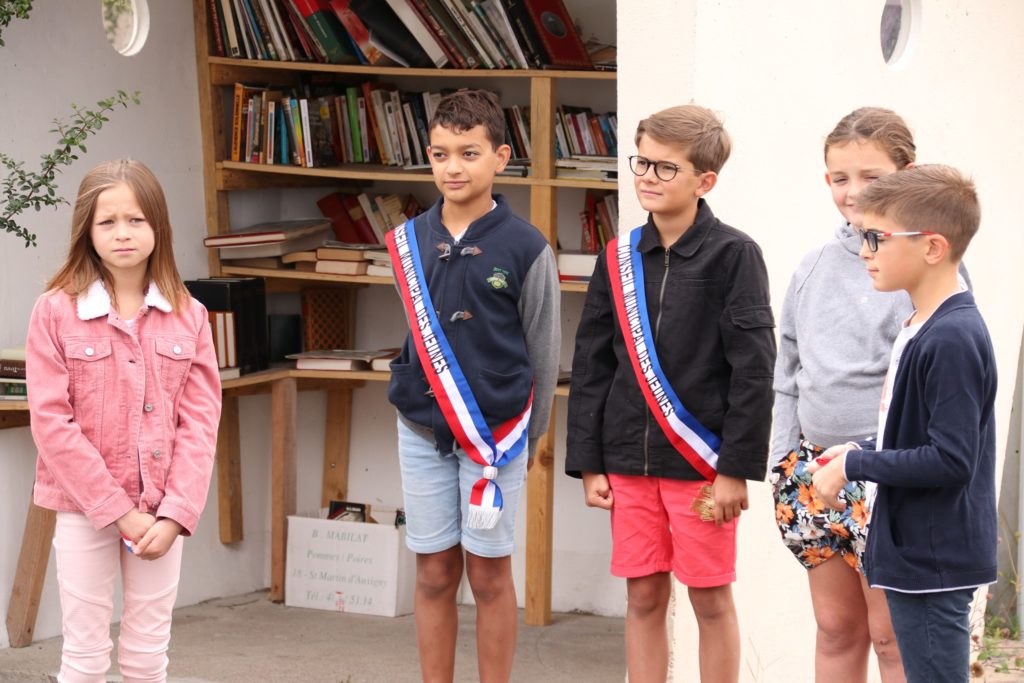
[192,0,613,625]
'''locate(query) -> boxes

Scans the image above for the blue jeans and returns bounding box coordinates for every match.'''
[885,587,976,683]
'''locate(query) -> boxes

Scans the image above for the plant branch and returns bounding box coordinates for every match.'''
[1,90,141,247]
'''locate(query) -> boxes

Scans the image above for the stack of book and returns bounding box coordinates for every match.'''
[363,248,393,278]
[207,0,598,71]
[0,348,26,402]
[287,347,400,371]
[283,241,375,275]
[205,219,332,263]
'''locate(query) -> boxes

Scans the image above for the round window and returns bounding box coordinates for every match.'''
[880,0,915,67]
[102,0,150,56]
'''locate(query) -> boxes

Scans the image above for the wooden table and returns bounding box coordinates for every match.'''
[6,372,566,646]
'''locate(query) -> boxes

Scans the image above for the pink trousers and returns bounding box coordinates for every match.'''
[53,512,183,683]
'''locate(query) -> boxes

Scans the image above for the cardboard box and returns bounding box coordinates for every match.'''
[285,515,415,617]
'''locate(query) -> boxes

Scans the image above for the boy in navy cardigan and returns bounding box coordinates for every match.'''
[810,165,996,683]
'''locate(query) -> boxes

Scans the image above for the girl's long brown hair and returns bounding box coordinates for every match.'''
[47,159,190,312]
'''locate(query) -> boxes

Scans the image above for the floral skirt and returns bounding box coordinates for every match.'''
[769,440,870,571]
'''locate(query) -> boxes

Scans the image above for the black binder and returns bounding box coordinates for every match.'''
[185,277,269,375]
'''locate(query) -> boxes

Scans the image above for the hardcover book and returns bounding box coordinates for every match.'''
[522,0,592,69]
[287,348,396,371]
[203,219,332,247]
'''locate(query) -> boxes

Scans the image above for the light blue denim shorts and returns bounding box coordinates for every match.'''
[396,417,527,558]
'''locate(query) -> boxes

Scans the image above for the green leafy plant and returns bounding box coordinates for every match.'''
[0,0,141,247]
[0,0,31,46]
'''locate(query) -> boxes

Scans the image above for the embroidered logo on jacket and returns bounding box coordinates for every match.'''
[486,268,510,289]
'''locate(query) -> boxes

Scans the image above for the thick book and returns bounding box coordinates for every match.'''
[328,0,405,67]
[340,193,381,244]
[316,242,379,261]
[209,310,238,369]
[217,226,332,259]
[370,348,401,371]
[365,263,394,278]
[184,277,269,375]
[0,347,26,379]
[287,348,396,371]
[204,219,331,247]
[522,0,591,69]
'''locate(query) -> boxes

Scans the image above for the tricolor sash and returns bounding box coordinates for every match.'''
[387,219,533,529]
[606,226,721,481]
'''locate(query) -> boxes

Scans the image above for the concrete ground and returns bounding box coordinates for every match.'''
[0,591,626,682]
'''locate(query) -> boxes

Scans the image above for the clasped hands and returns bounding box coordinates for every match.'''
[806,443,857,511]
[114,508,183,560]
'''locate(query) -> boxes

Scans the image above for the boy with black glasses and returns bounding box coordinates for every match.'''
[565,104,776,682]
[811,165,996,683]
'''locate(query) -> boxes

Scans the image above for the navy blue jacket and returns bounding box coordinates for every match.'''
[846,291,997,592]
[387,195,555,455]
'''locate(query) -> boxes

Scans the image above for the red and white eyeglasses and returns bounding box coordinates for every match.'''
[857,229,937,252]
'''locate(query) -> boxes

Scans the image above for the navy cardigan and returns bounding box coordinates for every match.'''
[846,291,997,592]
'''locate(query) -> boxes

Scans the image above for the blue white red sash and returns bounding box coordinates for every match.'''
[606,226,721,481]
[387,219,533,529]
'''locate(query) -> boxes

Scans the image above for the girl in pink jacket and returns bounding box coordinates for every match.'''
[26,159,221,682]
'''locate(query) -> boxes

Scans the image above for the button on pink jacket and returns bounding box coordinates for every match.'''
[26,281,221,535]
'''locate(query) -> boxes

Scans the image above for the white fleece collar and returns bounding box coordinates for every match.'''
[76,279,173,320]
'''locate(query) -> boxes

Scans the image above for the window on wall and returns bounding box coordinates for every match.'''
[880,0,914,67]
[102,0,149,56]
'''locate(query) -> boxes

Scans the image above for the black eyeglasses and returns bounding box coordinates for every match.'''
[857,229,937,252]
[628,155,689,182]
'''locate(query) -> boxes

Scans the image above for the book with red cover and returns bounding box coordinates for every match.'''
[522,0,591,69]
[289,0,358,63]
[316,191,370,243]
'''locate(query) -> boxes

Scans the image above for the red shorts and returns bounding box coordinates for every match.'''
[608,474,737,587]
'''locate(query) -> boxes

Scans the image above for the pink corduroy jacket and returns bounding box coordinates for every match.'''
[26,280,221,535]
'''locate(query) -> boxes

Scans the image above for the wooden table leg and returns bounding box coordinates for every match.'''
[217,394,243,544]
[321,387,352,507]
[6,501,56,647]
[268,377,297,602]
[524,407,556,625]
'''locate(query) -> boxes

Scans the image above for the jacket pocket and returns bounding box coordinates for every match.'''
[730,305,775,329]
[65,337,113,446]
[154,337,196,398]
[476,366,532,422]
[387,361,424,416]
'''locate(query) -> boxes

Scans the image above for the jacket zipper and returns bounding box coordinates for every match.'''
[643,249,671,476]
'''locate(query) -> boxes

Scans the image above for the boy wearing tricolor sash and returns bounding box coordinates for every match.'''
[566,105,776,683]
[386,90,560,683]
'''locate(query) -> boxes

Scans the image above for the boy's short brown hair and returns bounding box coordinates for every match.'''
[634,104,731,173]
[857,164,980,261]
[429,89,506,150]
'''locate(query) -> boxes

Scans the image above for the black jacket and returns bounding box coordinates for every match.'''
[846,291,997,592]
[565,200,776,481]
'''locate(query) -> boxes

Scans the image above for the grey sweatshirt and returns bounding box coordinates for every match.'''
[770,223,912,469]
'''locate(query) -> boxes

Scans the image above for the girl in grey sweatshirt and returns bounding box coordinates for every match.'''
[770,108,913,683]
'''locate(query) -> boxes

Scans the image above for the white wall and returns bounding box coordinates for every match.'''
[619,1,1024,681]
